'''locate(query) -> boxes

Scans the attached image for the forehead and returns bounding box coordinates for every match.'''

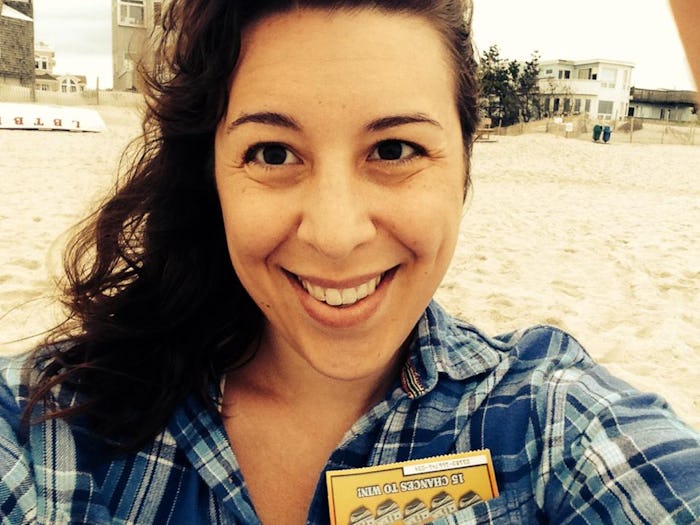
[229,8,455,116]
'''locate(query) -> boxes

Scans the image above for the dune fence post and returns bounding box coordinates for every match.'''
[630,117,634,143]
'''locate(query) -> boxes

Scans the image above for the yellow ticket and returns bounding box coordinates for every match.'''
[326,450,498,525]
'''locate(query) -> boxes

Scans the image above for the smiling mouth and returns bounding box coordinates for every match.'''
[294,271,388,307]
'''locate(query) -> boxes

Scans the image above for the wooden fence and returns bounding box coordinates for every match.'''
[541,115,699,145]
[0,84,142,107]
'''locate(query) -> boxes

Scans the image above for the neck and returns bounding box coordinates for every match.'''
[226,332,405,421]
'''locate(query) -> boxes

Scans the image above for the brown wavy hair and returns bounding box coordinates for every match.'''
[25,0,479,452]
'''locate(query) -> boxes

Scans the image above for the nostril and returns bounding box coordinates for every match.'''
[296,212,376,259]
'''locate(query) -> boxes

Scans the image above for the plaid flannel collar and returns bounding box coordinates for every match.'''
[401,301,507,399]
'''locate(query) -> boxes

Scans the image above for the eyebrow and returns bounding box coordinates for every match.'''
[365,113,443,132]
[225,111,442,133]
[226,112,301,132]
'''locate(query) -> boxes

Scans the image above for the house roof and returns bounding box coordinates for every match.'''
[35,72,58,81]
[540,58,635,69]
[631,87,698,105]
[57,74,88,83]
[1,3,33,22]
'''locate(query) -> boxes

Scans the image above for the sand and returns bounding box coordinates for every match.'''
[1,104,698,430]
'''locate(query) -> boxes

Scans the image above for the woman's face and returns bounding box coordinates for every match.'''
[214,8,465,381]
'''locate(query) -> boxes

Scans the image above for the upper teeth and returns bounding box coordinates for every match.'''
[300,275,382,306]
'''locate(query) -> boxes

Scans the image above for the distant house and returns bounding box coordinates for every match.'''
[112,0,163,91]
[57,74,87,93]
[34,40,57,91]
[629,87,697,122]
[538,59,634,120]
[0,0,34,87]
[34,41,87,93]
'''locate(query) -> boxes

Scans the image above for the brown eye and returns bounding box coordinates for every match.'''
[245,143,301,166]
[370,140,422,161]
[261,144,289,164]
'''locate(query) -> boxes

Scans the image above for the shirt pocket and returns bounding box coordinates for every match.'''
[431,489,539,525]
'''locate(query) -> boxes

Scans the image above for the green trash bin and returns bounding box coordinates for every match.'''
[593,124,602,141]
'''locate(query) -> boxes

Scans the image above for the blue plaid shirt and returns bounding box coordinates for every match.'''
[1,301,699,524]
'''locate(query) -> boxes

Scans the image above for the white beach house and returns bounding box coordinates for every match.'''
[538,59,634,121]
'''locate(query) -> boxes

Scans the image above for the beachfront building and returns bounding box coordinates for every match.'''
[0,0,34,88]
[34,40,57,91]
[57,74,87,93]
[538,59,634,121]
[34,41,87,93]
[629,87,697,122]
[112,0,164,91]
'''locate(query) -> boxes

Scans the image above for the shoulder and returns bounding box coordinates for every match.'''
[0,343,74,415]
[0,351,34,434]
[439,309,595,386]
[427,301,589,365]
[488,324,694,436]
[467,327,700,519]
[427,307,700,519]
[491,329,700,521]
[440,309,699,447]
[0,352,39,524]
[417,304,594,390]
[493,323,590,367]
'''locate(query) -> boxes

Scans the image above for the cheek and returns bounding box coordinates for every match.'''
[217,186,293,268]
[394,177,463,255]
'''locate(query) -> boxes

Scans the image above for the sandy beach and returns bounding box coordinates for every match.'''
[1,104,698,430]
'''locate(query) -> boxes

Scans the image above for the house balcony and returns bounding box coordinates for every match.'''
[630,88,697,105]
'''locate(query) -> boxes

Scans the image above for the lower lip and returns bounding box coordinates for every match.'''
[287,268,397,329]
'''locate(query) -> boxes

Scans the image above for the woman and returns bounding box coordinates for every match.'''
[1,1,699,524]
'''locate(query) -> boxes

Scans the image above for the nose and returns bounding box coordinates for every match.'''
[296,161,376,259]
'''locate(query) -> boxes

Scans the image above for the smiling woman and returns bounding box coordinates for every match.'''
[214,10,465,392]
[1,1,699,524]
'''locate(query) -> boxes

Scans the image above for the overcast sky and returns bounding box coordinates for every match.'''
[32,0,696,91]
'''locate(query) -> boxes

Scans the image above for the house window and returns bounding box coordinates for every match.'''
[598,100,614,115]
[35,57,48,70]
[578,68,592,80]
[118,0,145,27]
[574,99,581,113]
[558,70,571,79]
[545,68,553,75]
[600,67,617,88]
[585,99,591,113]
[61,78,78,93]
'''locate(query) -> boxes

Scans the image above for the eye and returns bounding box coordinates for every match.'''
[369,140,423,162]
[244,143,301,166]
